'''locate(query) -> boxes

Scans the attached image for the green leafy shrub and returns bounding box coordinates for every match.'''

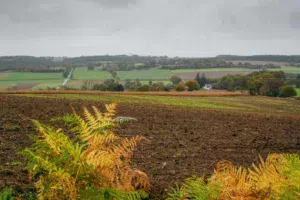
[185,80,200,91]
[137,85,151,92]
[23,103,149,200]
[279,85,297,97]
[170,75,182,85]
[164,83,174,92]
[10,162,21,167]
[175,83,185,92]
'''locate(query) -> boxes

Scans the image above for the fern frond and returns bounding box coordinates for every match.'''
[0,188,14,200]
[166,184,188,200]
[104,103,117,118]
[92,105,103,122]
[79,187,148,200]
[24,103,149,200]
[50,113,79,127]
[167,154,300,200]
[114,116,137,125]
[35,170,77,200]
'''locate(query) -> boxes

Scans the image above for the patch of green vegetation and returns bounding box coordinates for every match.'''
[0,73,12,80]
[10,161,21,167]
[269,66,300,74]
[295,88,300,97]
[2,125,21,132]
[0,79,64,90]
[116,69,171,80]
[171,66,300,74]
[1,72,63,81]
[172,68,256,73]
[73,67,112,80]
[0,187,14,200]
[0,187,36,200]
[14,93,300,114]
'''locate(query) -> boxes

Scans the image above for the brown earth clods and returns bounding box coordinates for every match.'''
[0,95,299,199]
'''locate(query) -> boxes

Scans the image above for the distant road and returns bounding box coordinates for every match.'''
[62,68,74,86]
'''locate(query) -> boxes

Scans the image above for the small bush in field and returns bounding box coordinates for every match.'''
[23,103,150,200]
[185,80,200,91]
[279,85,297,97]
[167,153,300,200]
[175,83,185,92]
[137,84,151,91]
[170,75,182,85]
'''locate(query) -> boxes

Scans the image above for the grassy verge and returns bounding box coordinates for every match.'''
[11,93,300,114]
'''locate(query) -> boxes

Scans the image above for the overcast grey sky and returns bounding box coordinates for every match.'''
[0,0,299,57]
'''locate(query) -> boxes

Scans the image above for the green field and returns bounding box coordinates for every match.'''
[0,79,64,89]
[0,72,64,90]
[73,67,112,80]
[171,68,256,73]
[172,66,300,74]
[269,66,300,73]
[0,72,63,81]
[72,68,171,81]
[16,94,300,114]
[296,88,300,96]
[116,69,171,80]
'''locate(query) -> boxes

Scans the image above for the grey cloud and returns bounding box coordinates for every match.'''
[83,0,138,8]
[0,0,299,56]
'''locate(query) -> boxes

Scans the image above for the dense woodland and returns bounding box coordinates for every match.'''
[217,55,300,63]
[0,55,296,71]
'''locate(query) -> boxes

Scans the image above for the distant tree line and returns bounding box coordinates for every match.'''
[12,68,64,73]
[0,56,55,68]
[211,71,297,97]
[161,62,280,70]
[217,55,300,63]
[0,55,285,71]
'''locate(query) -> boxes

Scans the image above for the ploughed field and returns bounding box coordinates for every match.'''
[0,95,300,199]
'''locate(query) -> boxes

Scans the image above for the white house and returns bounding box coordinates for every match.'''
[203,84,212,90]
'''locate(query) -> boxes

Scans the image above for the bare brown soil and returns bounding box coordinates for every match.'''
[177,71,252,79]
[0,95,299,199]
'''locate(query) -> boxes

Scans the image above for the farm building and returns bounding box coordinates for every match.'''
[203,84,212,90]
